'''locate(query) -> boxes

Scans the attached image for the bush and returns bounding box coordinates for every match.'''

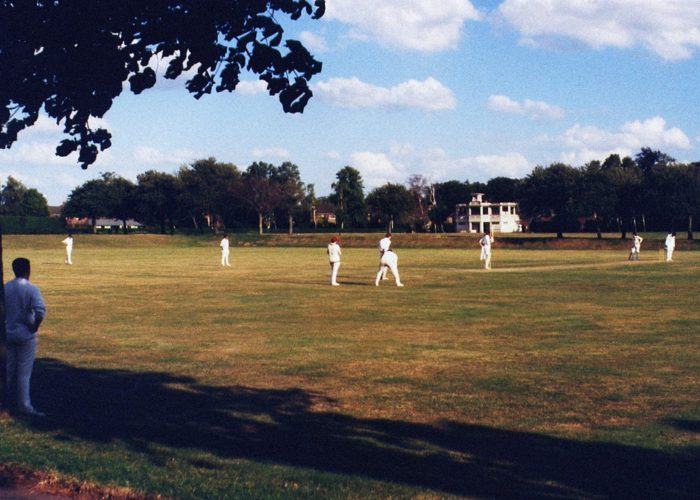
[0,215,66,234]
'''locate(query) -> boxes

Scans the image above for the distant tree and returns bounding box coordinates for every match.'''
[0,176,50,216]
[635,147,675,174]
[429,180,471,232]
[302,183,317,229]
[62,174,112,232]
[407,174,431,231]
[601,153,622,171]
[102,173,136,233]
[240,162,280,235]
[0,1,325,168]
[330,167,366,230]
[366,183,416,232]
[578,162,617,238]
[178,158,241,232]
[134,171,185,234]
[273,162,305,235]
[520,163,581,238]
[647,163,700,239]
[20,189,51,218]
[485,176,521,203]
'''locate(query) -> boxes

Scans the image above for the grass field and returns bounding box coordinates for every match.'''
[1,234,698,499]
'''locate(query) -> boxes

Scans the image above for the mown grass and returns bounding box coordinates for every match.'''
[1,234,698,499]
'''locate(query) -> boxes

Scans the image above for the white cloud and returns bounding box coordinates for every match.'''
[560,116,691,164]
[499,0,700,61]
[346,143,531,190]
[487,94,564,119]
[251,147,290,159]
[237,80,268,95]
[133,146,199,166]
[466,152,531,179]
[299,31,329,53]
[325,0,481,52]
[487,94,521,114]
[314,77,456,111]
[350,151,405,188]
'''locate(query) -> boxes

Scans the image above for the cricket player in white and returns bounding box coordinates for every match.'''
[220,234,231,266]
[61,234,73,265]
[479,233,492,270]
[664,231,676,262]
[378,233,392,280]
[375,250,404,287]
[327,236,341,286]
[628,232,643,261]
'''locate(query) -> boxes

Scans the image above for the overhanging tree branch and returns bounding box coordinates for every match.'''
[0,0,325,168]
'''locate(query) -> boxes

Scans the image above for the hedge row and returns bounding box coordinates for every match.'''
[0,216,66,234]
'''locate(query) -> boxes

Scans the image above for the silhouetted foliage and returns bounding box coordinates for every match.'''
[0,1,324,168]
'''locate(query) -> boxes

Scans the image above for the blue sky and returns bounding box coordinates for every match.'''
[3,0,700,205]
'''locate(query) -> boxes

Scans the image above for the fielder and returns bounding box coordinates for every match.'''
[628,232,643,261]
[327,235,341,286]
[375,249,404,287]
[220,234,231,266]
[479,232,492,270]
[664,231,676,262]
[61,234,73,265]
[378,233,392,280]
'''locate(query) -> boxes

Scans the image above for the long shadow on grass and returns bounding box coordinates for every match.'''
[31,359,698,499]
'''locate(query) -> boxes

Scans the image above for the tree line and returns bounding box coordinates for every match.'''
[4,146,699,238]
[326,147,700,239]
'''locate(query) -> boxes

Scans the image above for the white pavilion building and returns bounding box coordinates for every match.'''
[455,193,521,233]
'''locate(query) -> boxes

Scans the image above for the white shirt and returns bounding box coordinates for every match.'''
[379,237,391,255]
[479,234,491,250]
[220,238,229,252]
[633,235,643,250]
[4,277,46,343]
[665,234,675,250]
[327,242,342,263]
[62,237,73,250]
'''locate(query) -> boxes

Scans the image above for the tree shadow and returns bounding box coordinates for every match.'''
[29,359,699,498]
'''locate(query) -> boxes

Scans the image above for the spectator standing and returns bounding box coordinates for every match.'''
[4,258,46,417]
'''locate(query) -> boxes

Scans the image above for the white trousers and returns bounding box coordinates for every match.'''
[666,248,674,261]
[379,256,391,279]
[376,262,402,286]
[65,249,72,265]
[330,261,340,284]
[482,252,492,269]
[6,338,37,412]
[221,250,230,266]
